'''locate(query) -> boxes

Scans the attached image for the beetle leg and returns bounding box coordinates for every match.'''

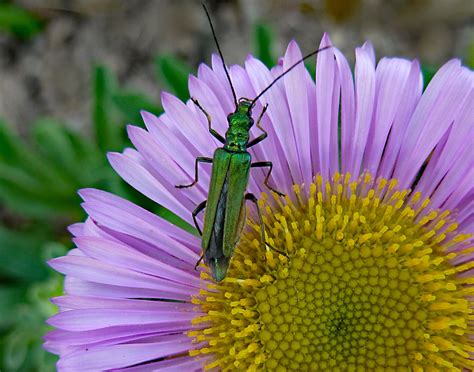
[247,103,268,148]
[250,161,285,197]
[192,200,207,236]
[194,254,204,271]
[176,157,213,188]
[191,97,226,144]
[245,193,288,257]
[192,200,207,270]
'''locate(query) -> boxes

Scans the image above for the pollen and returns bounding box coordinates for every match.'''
[189,173,473,371]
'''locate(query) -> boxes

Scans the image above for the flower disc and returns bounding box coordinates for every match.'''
[190,174,473,371]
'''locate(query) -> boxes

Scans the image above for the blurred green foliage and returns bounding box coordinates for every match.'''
[0,10,471,370]
[0,51,195,371]
[0,2,43,39]
[253,24,275,69]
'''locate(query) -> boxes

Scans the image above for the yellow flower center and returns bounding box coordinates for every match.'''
[189,173,473,371]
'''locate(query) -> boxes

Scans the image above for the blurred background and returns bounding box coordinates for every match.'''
[0,0,472,370]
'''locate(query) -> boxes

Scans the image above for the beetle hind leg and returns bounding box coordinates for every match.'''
[192,200,207,270]
[194,254,204,271]
[245,193,288,258]
[192,200,207,236]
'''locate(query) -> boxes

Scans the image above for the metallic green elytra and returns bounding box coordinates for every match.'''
[176,97,282,281]
[175,5,330,281]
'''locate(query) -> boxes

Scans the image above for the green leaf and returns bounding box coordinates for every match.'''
[253,23,275,68]
[0,120,108,218]
[32,118,107,188]
[92,65,121,152]
[0,227,49,283]
[0,286,26,330]
[4,329,29,370]
[0,120,22,163]
[305,61,316,80]
[112,91,163,125]
[421,65,437,91]
[0,121,71,191]
[0,163,78,218]
[0,4,43,39]
[467,38,474,69]
[155,55,192,101]
[32,119,82,181]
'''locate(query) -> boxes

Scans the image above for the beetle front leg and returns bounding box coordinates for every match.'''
[247,103,268,148]
[245,193,288,257]
[191,97,226,144]
[176,157,213,189]
[251,161,285,197]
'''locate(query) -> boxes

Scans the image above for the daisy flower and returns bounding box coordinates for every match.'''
[45,34,473,371]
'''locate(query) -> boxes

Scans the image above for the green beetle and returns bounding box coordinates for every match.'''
[176,5,330,281]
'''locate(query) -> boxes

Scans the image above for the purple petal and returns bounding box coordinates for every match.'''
[377,60,423,178]
[45,322,195,346]
[414,88,474,201]
[364,57,412,175]
[361,41,376,66]
[335,48,356,174]
[74,236,200,286]
[128,125,208,201]
[429,146,473,211]
[81,201,199,265]
[315,33,337,180]
[57,335,194,370]
[49,256,197,299]
[64,277,184,300]
[161,92,215,156]
[246,55,301,189]
[107,152,192,222]
[393,60,472,188]
[141,111,202,180]
[349,47,376,176]
[51,296,195,311]
[48,308,200,332]
[211,54,236,111]
[188,74,230,141]
[115,355,208,371]
[78,188,197,244]
[284,40,313,186]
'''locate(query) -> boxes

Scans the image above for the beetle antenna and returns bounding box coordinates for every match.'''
[251,45,331,107]
[202,4,238,107]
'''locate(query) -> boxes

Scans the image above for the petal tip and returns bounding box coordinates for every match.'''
[320,32,333,48]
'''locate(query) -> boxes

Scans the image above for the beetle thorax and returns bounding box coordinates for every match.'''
[224,109,253,152]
